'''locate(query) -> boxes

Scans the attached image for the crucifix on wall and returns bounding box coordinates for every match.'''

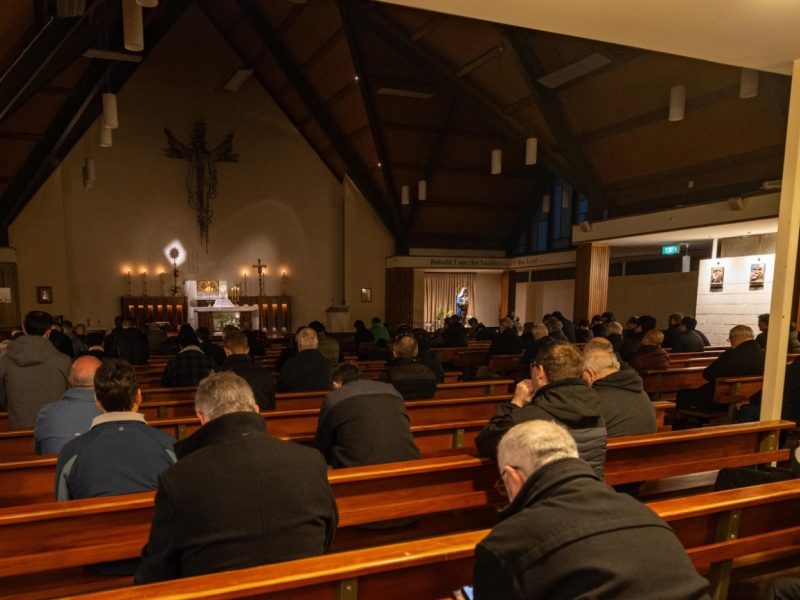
[253,258,267,297]
[164,120,238,252]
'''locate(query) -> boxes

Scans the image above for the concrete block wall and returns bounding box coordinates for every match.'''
[695,255,774,345]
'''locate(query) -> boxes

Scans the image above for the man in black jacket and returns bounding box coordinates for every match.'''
[382,335,438,399]
[276,328,331,392]
[676,324,765,412]
[315,363,419,468]
[218,330,275,410]
[473,420,710,600]
[135,372,337,584]
[488,318,524,356]
[475,342,606,477]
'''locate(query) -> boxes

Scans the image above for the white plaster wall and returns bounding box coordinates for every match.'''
[344,179,394,327]
[474,272,502,325]
[9,5,391,330]
[516,280,575,323]
[695,255,774,345]
[607,271,698,327]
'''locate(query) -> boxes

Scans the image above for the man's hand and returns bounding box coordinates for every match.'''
[511,379,535,408]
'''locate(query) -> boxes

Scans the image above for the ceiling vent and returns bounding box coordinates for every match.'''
[537,53,611,89]
[376,87,433,100]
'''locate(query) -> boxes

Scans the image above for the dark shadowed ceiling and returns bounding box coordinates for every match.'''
[0,0,791,253]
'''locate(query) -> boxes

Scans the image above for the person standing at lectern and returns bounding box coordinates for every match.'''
[456,287,469,319]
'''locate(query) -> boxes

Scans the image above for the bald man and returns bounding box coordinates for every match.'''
[276,327,332,392]
[34,356,103,454]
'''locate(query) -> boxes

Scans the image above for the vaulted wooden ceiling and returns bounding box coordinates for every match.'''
[0,0,790,253]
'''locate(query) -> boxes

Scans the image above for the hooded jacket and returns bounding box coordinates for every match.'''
[0,335,71,429]
[591,368,657,437]
[315,378,420,468]
[475,378,607,477]
[473,458,710,600]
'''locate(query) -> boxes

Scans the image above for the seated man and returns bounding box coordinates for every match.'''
[218,330,275,410]
[0,310,72,429]
[109,319,149,365]
[671,316,706,352]
[475,342,606,477]
[35,356,103,454]
[136,372,337,583]
[382,334,438,400]
[473,420,709,599]
[56,359,176,500]
[309,321,340,365]
[276,327,332,392]
[488,317,524,356]
[676,325,765,413]
[582,346,656,437]
[161,326,216,387]
[315,363,420,468]
[196,326,225,366]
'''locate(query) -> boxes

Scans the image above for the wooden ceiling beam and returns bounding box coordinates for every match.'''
[382,121,497,140]
[578,84,740,144]
[0,0,192,244]
[297,79,359,129]
[410,14,446,42]
[605,144,784,192]
[0,10,92,123]
[274,30,345,98]
[339,1,564,180]
[502,26,605,204]
[338,0,404,244]
[0,131,45,142]
[231,0,404,247]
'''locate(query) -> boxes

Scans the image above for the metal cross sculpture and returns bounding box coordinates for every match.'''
[164,120,238,252]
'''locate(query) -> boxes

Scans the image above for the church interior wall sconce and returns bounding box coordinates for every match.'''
[361,287,372,302]
[37,286,52,304]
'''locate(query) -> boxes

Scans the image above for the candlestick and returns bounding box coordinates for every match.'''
[126,270,132,296]
[281,271,288,296]
[243,273,248,296]
[141,271,147,296]
[159,272,165,296]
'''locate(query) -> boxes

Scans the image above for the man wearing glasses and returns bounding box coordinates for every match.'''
[473,420,710,600]
[475,341,606,477]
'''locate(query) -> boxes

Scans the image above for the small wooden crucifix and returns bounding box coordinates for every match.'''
[253,258,267,297]
[164,120,238,252]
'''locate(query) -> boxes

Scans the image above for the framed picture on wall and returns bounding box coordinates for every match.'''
[710,266,724,290]
[37,286,52,304]
[360,287,372,302]
[749,262,765,288]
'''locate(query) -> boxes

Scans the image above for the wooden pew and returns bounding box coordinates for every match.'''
[677,375,765,423]
[69,478,800,600]
[641,366,707,401]
[0,421,793,588]
[0,422,800,592]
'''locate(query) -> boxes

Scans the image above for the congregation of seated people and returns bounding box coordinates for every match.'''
[6,306,800,598]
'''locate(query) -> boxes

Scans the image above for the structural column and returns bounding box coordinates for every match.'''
[574,243,610,321]
[385,267,414,328]
[761,58,800,421]
[500,270,516,320]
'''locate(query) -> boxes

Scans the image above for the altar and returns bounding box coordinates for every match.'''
[194,304,259,333]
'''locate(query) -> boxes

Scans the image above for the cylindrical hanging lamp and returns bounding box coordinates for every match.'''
[417,179,427,201]
[668,85,686,122]
[490,148,502,175]
[100,125,113,147]
[401,185,410,206]
[525,137,538,165]
[739,68,759,99]
[122,0,144,52]
[102,93,118,129]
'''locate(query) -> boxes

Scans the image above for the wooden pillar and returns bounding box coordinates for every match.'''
[385,268,414,328]
[500,270,516,320]
[762,58,800,421]
[574,243,610,321]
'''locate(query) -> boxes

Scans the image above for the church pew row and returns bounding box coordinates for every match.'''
[66,478,800,600]
[0,377,506,433]
[0,421,793,599]
[0,390,675,456]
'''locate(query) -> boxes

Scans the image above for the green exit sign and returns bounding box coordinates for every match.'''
[662,245,680,255]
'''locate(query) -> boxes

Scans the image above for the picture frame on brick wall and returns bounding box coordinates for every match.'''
[749,262,765,289]
[710,266,724,290]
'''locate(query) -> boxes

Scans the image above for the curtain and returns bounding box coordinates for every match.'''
[424,272,476,330]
